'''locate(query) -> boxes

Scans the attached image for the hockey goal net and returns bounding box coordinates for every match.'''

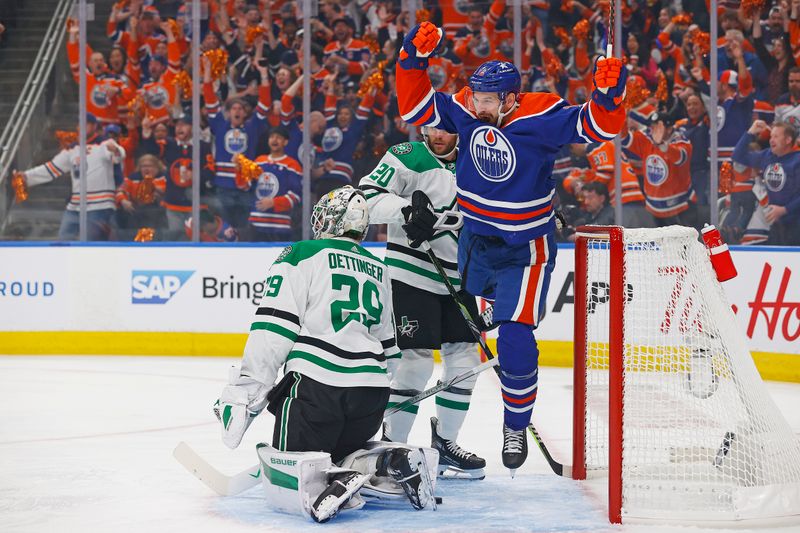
[572,225,800,523]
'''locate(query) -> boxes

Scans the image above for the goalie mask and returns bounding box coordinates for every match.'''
[311,185,370,241]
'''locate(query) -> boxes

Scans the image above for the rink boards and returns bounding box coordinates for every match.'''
[0,242,798,382]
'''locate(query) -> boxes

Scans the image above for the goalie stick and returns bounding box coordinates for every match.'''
[173,441,262,496]
[419,238,572,478]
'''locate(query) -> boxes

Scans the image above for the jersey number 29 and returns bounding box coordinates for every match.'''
[330,274,383,332]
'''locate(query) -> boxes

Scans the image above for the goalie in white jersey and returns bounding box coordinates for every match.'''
[359,127,486,479]
[215,186,439,522]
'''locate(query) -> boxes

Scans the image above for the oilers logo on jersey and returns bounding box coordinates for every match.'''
[716,105,727,132]
[322,127,344,153]
[470,126,516,182]
[645,154,669,186]
[224,129,248,154]
[146,86,169,109]
[764,163,786,192]
[428,64,448,90]
[471,36,491,58]
[255,172,280,198]
[91,86,111,108]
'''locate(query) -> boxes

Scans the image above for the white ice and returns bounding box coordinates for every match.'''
[1,356,799,533]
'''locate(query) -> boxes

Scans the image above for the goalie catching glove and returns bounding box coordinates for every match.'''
[399,22,443,70]
[591,56,628,111]
[213,366,269,449]
[401,190,437,248]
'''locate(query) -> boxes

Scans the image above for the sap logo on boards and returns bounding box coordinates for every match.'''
[131,270,194,304]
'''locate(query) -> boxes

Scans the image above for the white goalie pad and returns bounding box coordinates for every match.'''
[256,444,332,519]
[338,441,440,502]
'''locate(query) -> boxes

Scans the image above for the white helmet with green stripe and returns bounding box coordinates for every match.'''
[311,185,370,241]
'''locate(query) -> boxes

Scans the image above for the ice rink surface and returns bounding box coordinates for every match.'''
[2,355,800,533]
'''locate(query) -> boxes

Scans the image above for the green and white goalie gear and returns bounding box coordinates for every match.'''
[256,444,344,520]
[311,185,370,241]
[338,442,439,510]
[213,366,269,449]
[310,470,369,523]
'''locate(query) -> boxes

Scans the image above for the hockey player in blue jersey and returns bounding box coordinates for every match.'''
[395,21,627,473]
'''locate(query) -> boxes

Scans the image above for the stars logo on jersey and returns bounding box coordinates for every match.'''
[391,142,413,155]
[276,245,293,263]
[397,316,419,338]
[469,126,516,182]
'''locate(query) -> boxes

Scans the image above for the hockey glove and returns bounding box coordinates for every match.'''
[399,22,443,70]
[401,190,437,248]
[214,366,269,449]
[591,57,628,111]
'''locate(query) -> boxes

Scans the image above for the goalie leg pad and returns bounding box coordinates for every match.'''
[256,444,332,520]
[384,349,434,442]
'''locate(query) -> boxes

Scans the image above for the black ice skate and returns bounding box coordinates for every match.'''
[502,424,528,477]
[310,470,368,523]
[377,447,434,510]
[430,417,486,480]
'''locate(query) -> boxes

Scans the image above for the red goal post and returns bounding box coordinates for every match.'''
[571,225,800,525]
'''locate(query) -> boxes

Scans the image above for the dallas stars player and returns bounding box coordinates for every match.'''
[215,186,437,522]
[359,127,487,479]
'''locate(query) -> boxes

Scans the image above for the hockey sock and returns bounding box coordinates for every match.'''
[384,349,434,442]
[497,322,539,430]
[436,342,479,441]
[384,388,420,442]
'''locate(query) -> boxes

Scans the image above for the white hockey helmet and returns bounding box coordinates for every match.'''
[311,185,370,241]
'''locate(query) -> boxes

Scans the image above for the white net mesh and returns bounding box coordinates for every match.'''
[581,226,800,521]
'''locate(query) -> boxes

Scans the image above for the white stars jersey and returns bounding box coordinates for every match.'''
[241,238,401,391]
[358,141,461,295]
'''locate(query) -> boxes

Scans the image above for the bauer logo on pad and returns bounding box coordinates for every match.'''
[131,270,194,304]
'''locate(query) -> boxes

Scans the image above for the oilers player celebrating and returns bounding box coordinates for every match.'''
[395,21,627,473]
[359,126,486,479]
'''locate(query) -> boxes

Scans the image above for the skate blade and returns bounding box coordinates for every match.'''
[508,468,517,479]
[413,448,437,511]
[437,466,486,480]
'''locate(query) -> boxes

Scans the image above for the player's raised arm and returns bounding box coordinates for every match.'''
[395,22,458,131]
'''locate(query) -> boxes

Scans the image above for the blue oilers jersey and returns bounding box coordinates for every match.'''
[203,82,271,190]
[248,154,303,234]
[396,65,626,244]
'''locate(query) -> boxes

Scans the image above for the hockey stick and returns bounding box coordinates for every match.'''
[385,357,498,416]
[420,239,571,478]
[173,441,261,496]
